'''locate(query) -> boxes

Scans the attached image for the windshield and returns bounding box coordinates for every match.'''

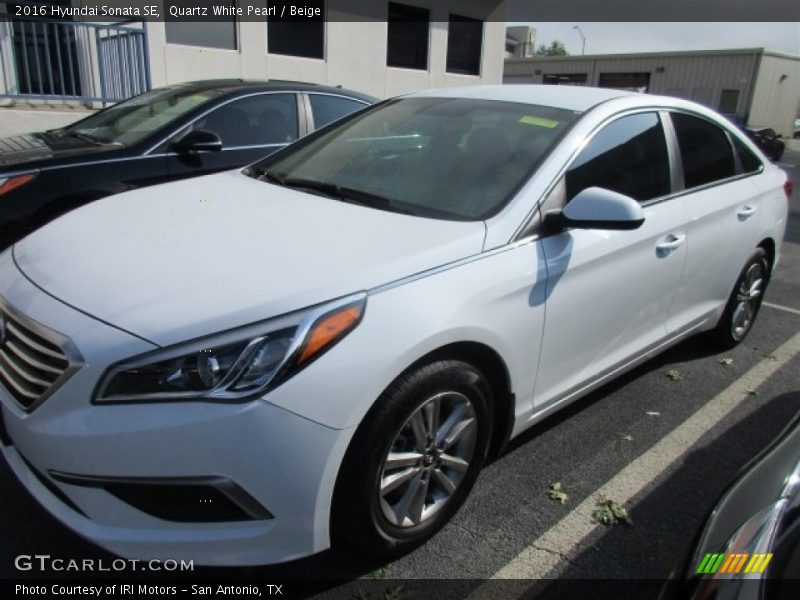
[251,97,579,220]
[62,86,224,147]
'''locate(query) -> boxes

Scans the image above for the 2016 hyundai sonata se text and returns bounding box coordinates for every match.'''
[0,86,790,565]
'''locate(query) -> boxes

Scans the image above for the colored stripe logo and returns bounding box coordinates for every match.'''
[696,552,773,574]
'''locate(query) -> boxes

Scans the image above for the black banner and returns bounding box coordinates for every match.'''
[0,0,798,23]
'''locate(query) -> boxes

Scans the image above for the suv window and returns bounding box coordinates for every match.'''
[566,112,670,203]
[671,113,735,188]
[309,95,367,130]
[189,93,298,147]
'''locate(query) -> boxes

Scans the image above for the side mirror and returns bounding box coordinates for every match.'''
[172,129,223,153]
[557,187,645,231]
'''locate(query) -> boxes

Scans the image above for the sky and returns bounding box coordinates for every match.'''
[515,23,800,56]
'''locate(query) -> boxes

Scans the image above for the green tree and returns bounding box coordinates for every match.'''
[535,40,569,56]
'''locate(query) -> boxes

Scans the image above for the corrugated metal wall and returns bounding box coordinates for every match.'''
[504,50,799,133]
[749,54,800,136]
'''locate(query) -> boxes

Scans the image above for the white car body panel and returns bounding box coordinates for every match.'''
[13,170,485,346]
[0,86,789,565]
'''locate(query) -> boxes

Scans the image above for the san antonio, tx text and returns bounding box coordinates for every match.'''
[16,584,280,596]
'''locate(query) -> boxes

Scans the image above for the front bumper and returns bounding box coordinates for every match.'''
[0,252,356,566]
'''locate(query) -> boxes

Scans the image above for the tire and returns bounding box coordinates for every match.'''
[331,360,493,558]
[707,248,770,350]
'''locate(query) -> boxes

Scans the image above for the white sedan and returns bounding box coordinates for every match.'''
[0,85,790,565]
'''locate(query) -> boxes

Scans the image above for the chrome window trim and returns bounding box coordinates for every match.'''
[0,296,84,413]
[511,105,765,243]
[143,91,302,156]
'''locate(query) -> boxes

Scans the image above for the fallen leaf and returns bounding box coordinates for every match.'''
[548,481,569,504]
[666,369,682,381]
[592,495,633,526]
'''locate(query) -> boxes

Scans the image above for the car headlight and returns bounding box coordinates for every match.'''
[94,293,366,403]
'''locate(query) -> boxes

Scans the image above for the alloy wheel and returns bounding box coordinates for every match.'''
[378,391,477,528]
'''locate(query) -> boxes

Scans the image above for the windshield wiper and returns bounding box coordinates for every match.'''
[262,170,418,216]
[69,130,119,146]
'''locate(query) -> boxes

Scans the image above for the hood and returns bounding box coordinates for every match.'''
[14,170,486,346]
[0,132,117,168]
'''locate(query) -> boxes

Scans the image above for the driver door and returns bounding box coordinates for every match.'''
[534,112,689,408]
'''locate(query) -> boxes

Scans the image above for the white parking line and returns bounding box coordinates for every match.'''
[763,301,800,317]
[469,328,800,591]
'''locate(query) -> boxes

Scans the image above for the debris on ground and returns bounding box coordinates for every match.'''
[646,411,661,417]
[746,387,759,396]
[548,481,569,504]
[763,353,779,361]
[666,369,683,381]
[719,357,734,366]
[622,435,634,442]
[592,496,633,526]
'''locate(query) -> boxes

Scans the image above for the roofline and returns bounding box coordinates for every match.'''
[505,47,800,63]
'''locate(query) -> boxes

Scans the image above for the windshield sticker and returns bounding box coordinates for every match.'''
[519,115,559,128]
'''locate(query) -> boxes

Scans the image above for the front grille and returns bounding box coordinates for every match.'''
[0,305,72,409]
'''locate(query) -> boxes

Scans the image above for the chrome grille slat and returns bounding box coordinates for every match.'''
[5,321,66,362]
[0,347,52,388]
[0,360,42,400]
[4,340,64,375]
[0,301,77,410]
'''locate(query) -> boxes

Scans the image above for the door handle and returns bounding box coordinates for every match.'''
[656,234,686,255]
[737,205,757,219]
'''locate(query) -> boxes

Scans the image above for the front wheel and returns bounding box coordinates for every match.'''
[332,360,492,557]
[708,248,770,349]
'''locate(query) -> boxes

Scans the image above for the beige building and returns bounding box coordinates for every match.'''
[505,48,800,136]
[0,0,506,134]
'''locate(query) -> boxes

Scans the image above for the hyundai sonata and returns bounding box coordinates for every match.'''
[0,85,790,565]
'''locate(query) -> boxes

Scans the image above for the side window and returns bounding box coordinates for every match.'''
[732,136,762,174]
[671,113,735,188]
[566,112,671,203]
[190,94,298,148]
[309,95,367,130]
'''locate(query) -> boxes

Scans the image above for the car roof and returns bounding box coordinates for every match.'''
[406,84,636,112]
[173,79,377,103]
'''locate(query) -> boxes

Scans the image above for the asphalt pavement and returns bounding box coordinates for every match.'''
[1,143,800,599]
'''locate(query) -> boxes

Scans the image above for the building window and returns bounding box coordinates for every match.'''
[165,3,237,50]
[718,89,740,114]
[267,0,325,60]
[446,15,483,76]
[598,72,651,93]
[387,3,430,70]
[543,73,588,86]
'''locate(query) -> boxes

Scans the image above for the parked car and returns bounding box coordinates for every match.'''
[0,85,790,566]
[794,118,800,139]
[685,410,800,598]
[743,126,785,162]
[0,79,375,250]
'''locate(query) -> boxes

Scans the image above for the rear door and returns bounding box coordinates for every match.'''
[663,112,766,332]
[165,92,301,180]
[534,111,689,408]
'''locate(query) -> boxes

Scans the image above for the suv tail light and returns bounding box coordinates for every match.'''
[785,178,794,199]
